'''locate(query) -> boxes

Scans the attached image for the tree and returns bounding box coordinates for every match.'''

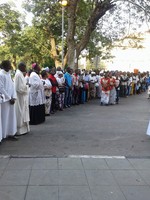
[22,0,150,69]
[66,0,150,68]
[0,3,53,68]
[0,3,22,67]
[23,0,64,67]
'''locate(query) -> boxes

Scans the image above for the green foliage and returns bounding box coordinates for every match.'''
[75,0,93,37]
[42,56,55,69]
[23,0,62,39]
[0,3,21,36]
[0,0,150,68]
[0,3,54,66]
[0,45,11,61]
[0,3,22,63]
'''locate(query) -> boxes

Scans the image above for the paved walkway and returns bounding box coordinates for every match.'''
[0,156,150,200]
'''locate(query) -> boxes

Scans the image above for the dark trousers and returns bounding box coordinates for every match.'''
[51,93,56,112]
[120,85,127,97]
[64,87,71,106]
[116,88,120,103]
[73,86,79,104]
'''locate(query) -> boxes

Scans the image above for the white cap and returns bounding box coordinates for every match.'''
[44,67,49,72]
[57,71,63,75]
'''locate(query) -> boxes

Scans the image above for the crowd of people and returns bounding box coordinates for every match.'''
[0,60,150,144]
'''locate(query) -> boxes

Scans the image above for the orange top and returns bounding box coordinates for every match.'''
[101,77,110,91]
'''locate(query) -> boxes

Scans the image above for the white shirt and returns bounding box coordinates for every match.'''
[72,74,79,86]
[29,72,45,106]
[41,78,52,89]
[56,77,65,86]
[90,75,97,83]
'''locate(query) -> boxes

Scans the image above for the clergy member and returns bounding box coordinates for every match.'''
[29,63,45,125]
[0,60,17,140]
[14,62,30,135]
[0,93,4,143]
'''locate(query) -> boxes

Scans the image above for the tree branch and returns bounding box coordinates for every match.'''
[111,0,150,16]
[77,0,115,53]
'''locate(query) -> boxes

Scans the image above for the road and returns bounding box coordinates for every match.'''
[0,93,150,157]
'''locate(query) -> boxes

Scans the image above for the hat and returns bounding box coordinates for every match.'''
[32,63,37,69]
[91,71,96,75]
[44,67,49,72]
[57,71,63,75]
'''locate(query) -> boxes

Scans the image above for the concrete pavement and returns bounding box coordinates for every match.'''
[0,156,150,200]
[0,157,150,200]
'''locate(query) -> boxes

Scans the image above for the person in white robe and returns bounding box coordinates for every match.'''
[0,93,5,143]
[29,63,45,125]
[0,104,2,143]
[0,60,17,139]
[14,62,30,135]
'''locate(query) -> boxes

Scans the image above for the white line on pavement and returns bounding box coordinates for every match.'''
[68,155,126,159]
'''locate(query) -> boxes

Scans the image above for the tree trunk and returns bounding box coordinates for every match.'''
[66,0,79,69]
[67,46,75,68]
[66,0,114,69]
[12,54,17,70]
[50,36,62,68]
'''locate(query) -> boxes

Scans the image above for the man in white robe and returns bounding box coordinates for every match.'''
[0,93,4,143]
[0,60,17,139]
[14,62,30,135]
[29,63,45,125]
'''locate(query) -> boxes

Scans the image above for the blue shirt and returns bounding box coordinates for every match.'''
[146,77,150,85]
[84,74,90,82]
[64,72,72,87]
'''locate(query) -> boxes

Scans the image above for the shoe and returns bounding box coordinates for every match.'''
[45,114,50,116]
[7,136,19,141]
[50,111,55,114]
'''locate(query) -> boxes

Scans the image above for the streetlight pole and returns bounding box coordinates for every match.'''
[60,0,67,69]
[62,6,65,69]
[74,35,78,69]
